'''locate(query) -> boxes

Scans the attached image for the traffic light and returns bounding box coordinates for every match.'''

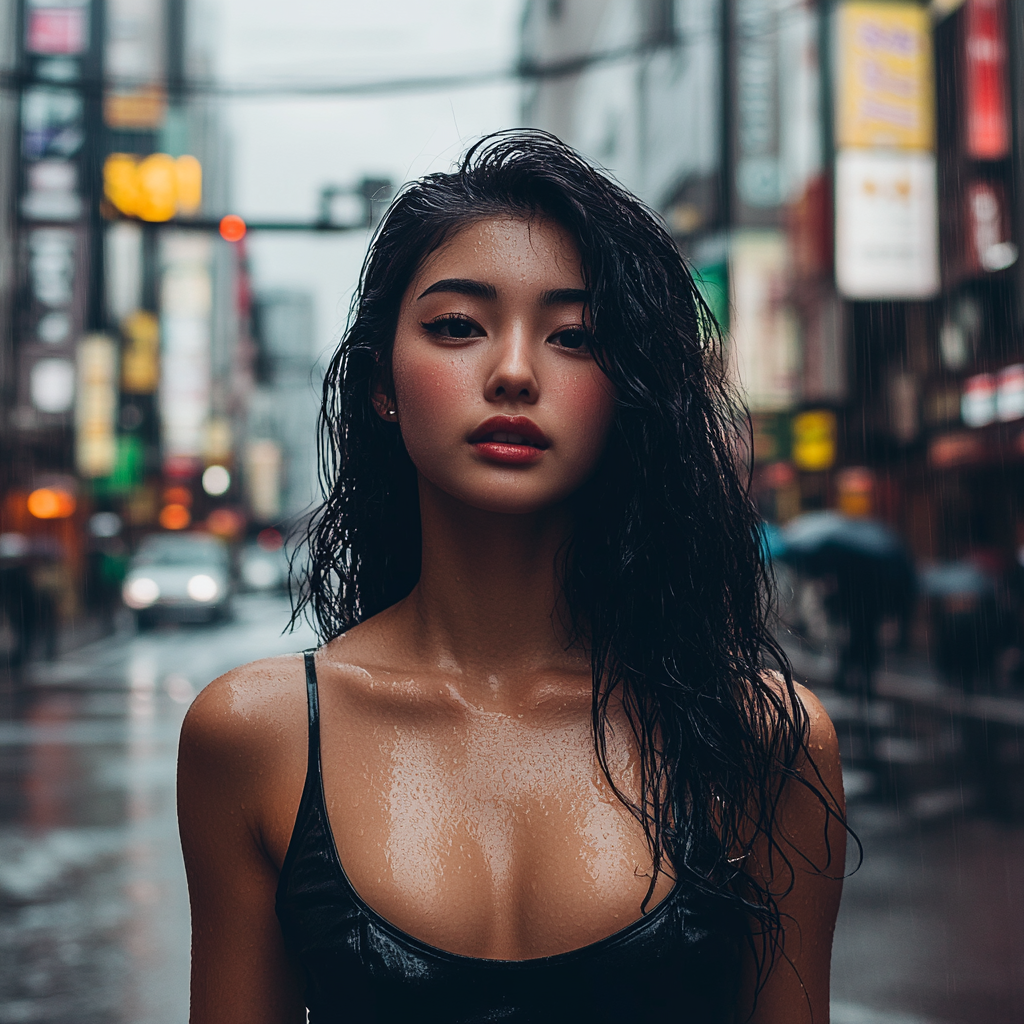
[103,153,203,221]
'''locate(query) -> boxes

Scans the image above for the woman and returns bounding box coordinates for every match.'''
[179,131,846,1023]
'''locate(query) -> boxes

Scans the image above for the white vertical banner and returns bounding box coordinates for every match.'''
[105,220,143,323]
[159,232,212,474]
[246,439,282,521]
[729,231,800,411]
[835,149,940,299]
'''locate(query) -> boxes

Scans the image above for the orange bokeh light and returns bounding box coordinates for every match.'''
[219,214,246,242]
[206,508,245,539]
[159,503,191,530]
[163,485,192,507]
[27,488,76,520]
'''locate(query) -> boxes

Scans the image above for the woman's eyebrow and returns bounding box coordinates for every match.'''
[541,288,589,306]
[417,278,497,301]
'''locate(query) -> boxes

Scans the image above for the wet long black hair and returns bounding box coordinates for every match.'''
[292,130,845,984]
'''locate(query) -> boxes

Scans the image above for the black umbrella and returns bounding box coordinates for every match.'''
[780,511,903,561]
[778,511,915,616]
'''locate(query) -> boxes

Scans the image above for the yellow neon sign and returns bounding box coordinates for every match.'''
[103,153,202,222]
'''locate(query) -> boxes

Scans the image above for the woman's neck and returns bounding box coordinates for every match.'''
[400,477,580,683]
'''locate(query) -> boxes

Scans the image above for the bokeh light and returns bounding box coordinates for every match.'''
[27,487,76,519]
[159,503,191,530]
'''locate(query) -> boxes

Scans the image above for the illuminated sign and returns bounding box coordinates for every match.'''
[835,3,935,151]
[791,409,837,471]
[103,153,202,222]
[121,310,160,394]
[961,373,996,427]
[835,149,939,299]
[104,0,166,129]
[26,5,89,55]
[964,0,1009,160]
[964,179,1016,274]
[728,231,799,411]
[160,233,212,475]
[75,334,118,477]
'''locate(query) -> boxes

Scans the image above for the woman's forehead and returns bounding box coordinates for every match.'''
[410,216,584,290]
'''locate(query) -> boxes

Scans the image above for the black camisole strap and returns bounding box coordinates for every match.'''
[302,649,322,782]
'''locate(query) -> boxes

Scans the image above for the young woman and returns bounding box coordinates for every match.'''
[178,131,846,1023]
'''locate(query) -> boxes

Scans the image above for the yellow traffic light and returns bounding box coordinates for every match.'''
[102,153,203,221]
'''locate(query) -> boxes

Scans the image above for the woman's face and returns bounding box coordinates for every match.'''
[385,216,617,515]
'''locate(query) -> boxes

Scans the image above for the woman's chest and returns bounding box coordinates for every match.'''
[317,705,673,959]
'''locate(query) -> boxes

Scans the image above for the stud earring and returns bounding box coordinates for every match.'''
[387,409,397,417]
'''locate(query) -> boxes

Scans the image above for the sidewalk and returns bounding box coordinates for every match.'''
[781,635,1024,821]
[786,639,1024,726]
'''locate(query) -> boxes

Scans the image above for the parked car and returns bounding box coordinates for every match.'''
[239,539,289,593]
[122,532,232,626]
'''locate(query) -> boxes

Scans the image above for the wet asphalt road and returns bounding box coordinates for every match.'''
[0,595,316,1024]
[0,595,1021,1024]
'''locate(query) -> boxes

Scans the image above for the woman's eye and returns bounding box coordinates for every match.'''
[549,328,591,351]
[421,316,484,339]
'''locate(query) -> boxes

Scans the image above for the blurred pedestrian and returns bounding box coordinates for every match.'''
[780,511,915,697]
[922,560,1007,694]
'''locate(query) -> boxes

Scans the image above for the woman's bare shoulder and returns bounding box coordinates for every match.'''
[760,670,838,751]
[180,653,309,765]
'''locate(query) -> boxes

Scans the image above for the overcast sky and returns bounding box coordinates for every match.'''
[200,0,525,361]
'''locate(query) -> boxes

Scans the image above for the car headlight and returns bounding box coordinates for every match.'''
[187,574,219,602]
[242,558,280,589]
[124,577,160,609]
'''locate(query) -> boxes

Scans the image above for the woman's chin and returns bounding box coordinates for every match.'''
[424,476,572,517]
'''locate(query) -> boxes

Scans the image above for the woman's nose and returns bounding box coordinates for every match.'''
[485,332,538,403]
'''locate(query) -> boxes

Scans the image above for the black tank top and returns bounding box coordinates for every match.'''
[275,652,744,1023]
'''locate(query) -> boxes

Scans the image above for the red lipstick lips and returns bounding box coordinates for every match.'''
[469,416,549,465]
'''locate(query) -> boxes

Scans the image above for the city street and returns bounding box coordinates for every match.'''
[0,598,1021,1024]
[0,595,315,1024]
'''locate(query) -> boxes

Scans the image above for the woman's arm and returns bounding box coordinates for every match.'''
[177,661,307,1024]
[741,683,847,1024]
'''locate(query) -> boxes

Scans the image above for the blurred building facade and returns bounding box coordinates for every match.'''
[522,0,1024,575]
[0,0,274,651]
[248,289,318,522]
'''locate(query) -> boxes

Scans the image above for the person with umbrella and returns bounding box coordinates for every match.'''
[780,511,916,696]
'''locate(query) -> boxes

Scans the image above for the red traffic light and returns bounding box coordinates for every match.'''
[219,214,246,242]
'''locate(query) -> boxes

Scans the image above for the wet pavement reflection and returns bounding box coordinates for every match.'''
[0,594,315,1024]
[1,597,1022,1023]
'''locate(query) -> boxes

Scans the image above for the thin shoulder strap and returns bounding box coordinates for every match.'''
[302,649,322,781]
[275,650,327,890]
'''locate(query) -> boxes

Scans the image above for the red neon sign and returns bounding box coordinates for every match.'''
[964,0,1009,160]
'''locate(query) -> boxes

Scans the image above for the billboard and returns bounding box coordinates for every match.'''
[835,149,939,298]
[25,1,90,56]
[734,0,783,219]
[964,0,1009,160]
[159,233,212,476]
[728,231,799,411]
[104,0,166,129]
[835,2,935,151]
[834,3,939,299]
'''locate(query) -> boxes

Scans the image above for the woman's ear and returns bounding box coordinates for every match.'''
[371,389,398,422]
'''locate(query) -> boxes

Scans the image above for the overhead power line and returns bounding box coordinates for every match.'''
[0,35,678,99]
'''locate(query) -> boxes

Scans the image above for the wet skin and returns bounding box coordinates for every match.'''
[178,217,844,1023]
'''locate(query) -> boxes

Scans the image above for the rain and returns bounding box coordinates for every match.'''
[1,1,1023,1021]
